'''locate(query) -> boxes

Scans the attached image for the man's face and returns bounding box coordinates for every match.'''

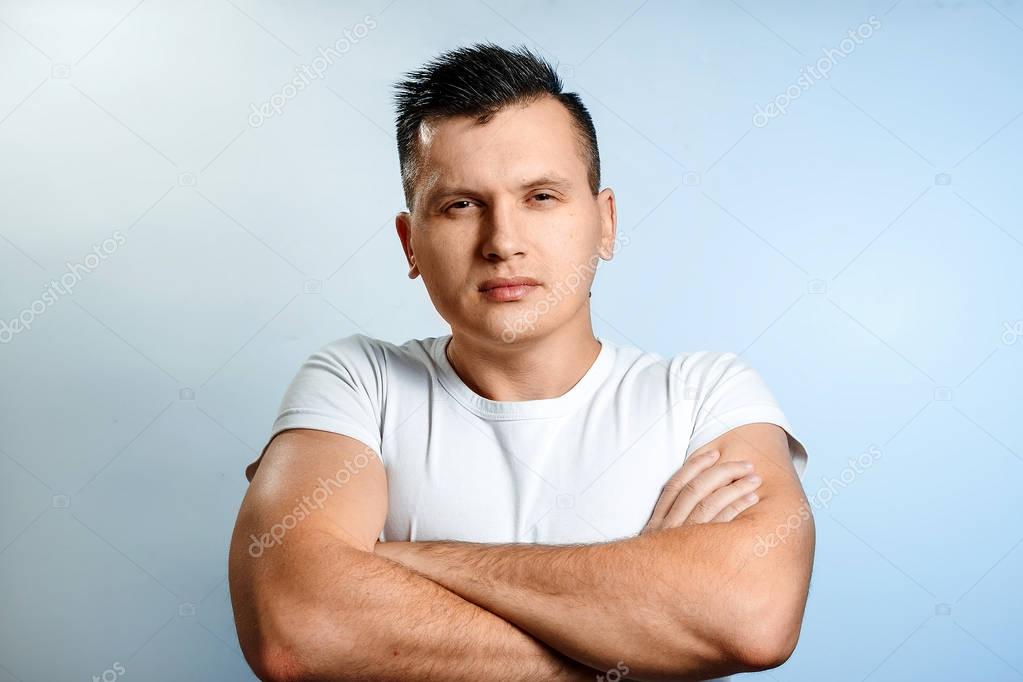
[396,96,616,345]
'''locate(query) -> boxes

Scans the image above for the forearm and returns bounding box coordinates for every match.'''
[378,500,812,680]
[379,534,733,680]
[275,529,601,681]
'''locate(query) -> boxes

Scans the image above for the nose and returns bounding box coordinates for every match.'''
[481,199,527,261]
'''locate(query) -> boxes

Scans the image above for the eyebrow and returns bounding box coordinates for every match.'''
[424,174,575,207]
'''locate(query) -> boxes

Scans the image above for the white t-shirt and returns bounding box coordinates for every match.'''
[247,333,808,545]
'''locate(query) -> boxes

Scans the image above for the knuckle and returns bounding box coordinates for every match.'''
[692,499,714,517]
[685,451,718,470]
[666,470,690,487]
[662,480,684,495]
[679,479,701,498]
[721,461,753,475]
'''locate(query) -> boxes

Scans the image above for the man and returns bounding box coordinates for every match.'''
[230,42,813,681]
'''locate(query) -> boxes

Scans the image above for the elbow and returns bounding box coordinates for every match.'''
[728,604,803,672]
[236,607,314,682]
[613,603,801,680]
[251,643,308,682]
[244,612,371,682]
[231,558,381,681]
[231,562,361,680]
[244,603,379,682]
[729,512,814,671]
[233,590,343,682]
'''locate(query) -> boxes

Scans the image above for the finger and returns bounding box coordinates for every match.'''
[644,450,720,531]
[661,461,756,527]
[643,450,720,532]
[685,472,763,524]
[711,492,759,523]
[660,461,758,528]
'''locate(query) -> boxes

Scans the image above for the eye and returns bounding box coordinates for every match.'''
[444,200,476,213]
[532,193,555,202]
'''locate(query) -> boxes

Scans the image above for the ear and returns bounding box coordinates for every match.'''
[596,187,617,260]
[395,212,419,279]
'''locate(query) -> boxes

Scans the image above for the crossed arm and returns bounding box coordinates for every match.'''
[231,429,598,682]
[229,423,814,681]
[375,422,813,679]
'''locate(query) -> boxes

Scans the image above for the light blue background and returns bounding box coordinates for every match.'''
[1,1,1021,680]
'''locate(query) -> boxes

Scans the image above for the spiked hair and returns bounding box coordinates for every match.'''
[392,42,601,212]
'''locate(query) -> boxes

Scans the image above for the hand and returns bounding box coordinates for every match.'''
[641,450,762,534]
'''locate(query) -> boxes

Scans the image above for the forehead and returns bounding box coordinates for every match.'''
[417,96,587,191]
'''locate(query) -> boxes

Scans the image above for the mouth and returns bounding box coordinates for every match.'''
[479,276,541,289]
[479,283,539,302]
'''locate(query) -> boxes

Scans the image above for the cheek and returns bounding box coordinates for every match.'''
[418,240,471,284]
[546,252,596,296]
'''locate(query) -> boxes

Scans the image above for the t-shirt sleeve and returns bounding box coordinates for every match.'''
[244,333,385,481]
[681,352,808,480]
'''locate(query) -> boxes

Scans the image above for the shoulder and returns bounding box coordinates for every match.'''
[611,341,747,390]
[668,350,753,388]
[311,332,433,365]
[609,344,778,425]
[312,332,385,363]
[307,332,440,384]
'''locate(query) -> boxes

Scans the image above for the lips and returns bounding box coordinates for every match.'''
[478,276,541,303]
[478,276,541,292]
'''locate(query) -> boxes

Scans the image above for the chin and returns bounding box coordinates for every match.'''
[456,309,543,345]
[496,311,548,345]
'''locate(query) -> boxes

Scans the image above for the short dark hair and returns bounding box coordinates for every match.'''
[392,42,601,213]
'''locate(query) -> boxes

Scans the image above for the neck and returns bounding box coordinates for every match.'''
[445,309,601,402]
